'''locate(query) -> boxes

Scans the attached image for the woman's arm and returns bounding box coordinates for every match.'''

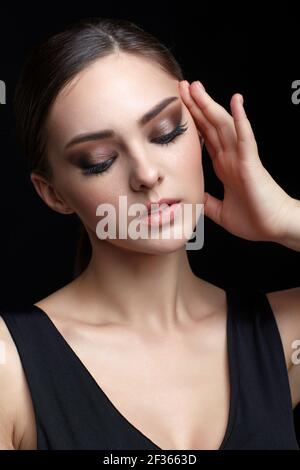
[0,317,16,450]
[178,81,300,407]
[0,316,37,450]
[274,198,300,252]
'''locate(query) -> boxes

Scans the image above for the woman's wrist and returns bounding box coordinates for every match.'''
[275,197,300,251]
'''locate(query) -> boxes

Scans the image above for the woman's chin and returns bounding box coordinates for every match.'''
[108,236,189,255]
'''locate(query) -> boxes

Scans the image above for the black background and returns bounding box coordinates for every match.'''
[0,4,299,447]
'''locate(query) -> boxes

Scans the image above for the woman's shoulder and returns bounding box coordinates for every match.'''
[0,315,37,449]
[33,277,82,319]
[0,279,81,450]
[264,288,300,408]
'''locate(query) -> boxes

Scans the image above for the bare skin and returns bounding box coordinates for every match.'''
[1,52,209,450]
[0,278,299,450]
[1,53,300,450]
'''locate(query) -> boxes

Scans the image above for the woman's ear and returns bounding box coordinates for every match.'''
[30,172,74,215]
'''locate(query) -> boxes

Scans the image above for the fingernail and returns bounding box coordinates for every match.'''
[195,81,205,91]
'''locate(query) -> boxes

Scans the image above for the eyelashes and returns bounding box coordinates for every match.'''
[82,156,116,176]
[151,119,188,146]
[82,120,189,176]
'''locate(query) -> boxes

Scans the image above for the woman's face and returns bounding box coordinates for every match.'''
[36,52,204,254]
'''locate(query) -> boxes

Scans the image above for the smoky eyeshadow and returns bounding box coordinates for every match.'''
[155,109,182,134]
[67,103,183,167]
[67,149,115,168]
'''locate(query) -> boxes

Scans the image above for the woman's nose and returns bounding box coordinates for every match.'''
[129,157,164,191]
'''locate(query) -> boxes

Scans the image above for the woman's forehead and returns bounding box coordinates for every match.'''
[46,54,180,151]
[56,54,177,109]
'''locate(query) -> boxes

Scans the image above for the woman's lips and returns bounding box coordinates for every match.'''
[139,201,182,227]
[146,198,181,214]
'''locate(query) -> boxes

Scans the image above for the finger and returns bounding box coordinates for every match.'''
[179,81,214,137]
[179,81,223,158]
[230,94,259,160]
[189,81,237,150]
[230,94,256,142]
[203,191,223,226]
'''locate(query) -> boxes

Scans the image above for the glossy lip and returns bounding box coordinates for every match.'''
[145,198,181,216]
[138,201,182,226]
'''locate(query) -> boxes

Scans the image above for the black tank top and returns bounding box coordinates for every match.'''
[1,287,299,450]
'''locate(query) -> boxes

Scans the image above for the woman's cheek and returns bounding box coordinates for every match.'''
[57,178,107,225]
[180,138,204,201]
[72,184,126,233]
[176,133,203,176]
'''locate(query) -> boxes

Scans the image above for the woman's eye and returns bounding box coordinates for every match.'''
[152,120,188,146]
[81,121,189,176]
[82,156,116,176]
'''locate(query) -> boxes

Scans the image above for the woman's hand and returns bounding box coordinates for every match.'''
[179,80,295,243]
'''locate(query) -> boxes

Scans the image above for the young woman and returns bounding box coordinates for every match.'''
[0,17,300,451]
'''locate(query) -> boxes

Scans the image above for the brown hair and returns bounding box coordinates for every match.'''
[13,16,185,278]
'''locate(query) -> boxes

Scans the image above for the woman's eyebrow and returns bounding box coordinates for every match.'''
[64,96,179,150]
